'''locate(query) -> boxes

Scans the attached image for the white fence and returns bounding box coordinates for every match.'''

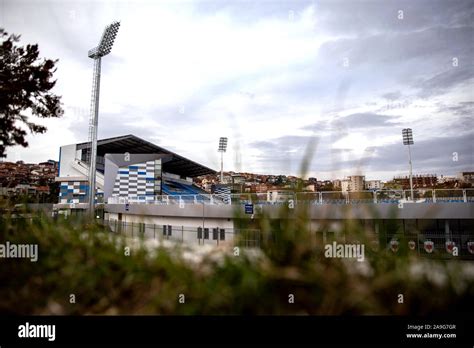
[106,189,474,206]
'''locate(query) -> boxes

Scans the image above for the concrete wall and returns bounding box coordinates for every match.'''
[102,202,473,249]
[107,212,233,229]
[105,202,474,220]
[58,144,80,178]
[106,212,235,246]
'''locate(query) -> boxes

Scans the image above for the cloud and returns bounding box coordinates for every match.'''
[336,112,402,128]
[350,132,474,175]
[2,0,473,181]
[415,67,474,98]
[249,129,473,178]
[382,91,403,100]
[315,0,474,35]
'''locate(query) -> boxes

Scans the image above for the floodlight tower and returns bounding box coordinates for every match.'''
[402,128,414,201]
[87,21,120,216]
[218,137,228,183]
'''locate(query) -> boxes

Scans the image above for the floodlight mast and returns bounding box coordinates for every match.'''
[402,128,414,201]
[87,21,120,217]
[218,137,228,183]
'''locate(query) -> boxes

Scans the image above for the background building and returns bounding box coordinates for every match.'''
[459,171,474,185]
[393,174,437,188]
[365,180,383,190]
[341,175,365,192]
[0,160,58,201]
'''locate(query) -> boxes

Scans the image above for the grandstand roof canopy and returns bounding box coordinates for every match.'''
[77,134,215,177]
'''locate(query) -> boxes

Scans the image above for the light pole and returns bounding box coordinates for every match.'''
[402,128,414,201]
[87,21,120,217]
[218,137,228,183]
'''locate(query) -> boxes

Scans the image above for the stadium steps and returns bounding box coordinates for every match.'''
[71,159,104,190]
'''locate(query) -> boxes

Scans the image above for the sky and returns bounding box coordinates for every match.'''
[1,0,473,180]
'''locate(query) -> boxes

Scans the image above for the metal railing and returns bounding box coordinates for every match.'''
[106,189,474,206]
[102,220,473,259]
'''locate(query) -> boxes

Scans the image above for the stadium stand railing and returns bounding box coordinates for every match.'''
[106,189,474,206]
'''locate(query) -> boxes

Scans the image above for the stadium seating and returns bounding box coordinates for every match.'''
[162,179,210,202]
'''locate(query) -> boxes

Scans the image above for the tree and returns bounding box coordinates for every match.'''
[319,182,335,191]
[383,181,403,190]
[0,28,63,157]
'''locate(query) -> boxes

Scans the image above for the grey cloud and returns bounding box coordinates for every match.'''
[344,133,474,174]
[250,134,345,174]
[251,135,315,153]
[237,23,473,111]
[193,0,312,23]
[305,113,402,139]
[65,104,163,142]
[337,113,401,128]
[382,91,402,100]
[317,25,473,70]
[414,67,474,98]
[249,129,473,176]
[6,0,474,176]
[436,101,474,117]
[316,0,474,35]
[193,0,474,35]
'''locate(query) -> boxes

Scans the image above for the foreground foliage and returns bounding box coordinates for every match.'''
[0,209,472,315]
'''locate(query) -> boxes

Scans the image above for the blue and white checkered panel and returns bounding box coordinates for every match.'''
[59,180,88,203]
[146,161,154,173]
[112,161,156,198]
[68,181,86,195]
[214,186,231,204]
[144,160,156,196]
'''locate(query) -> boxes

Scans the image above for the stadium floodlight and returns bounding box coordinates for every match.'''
[218,137,228,183]
[88,21,121,58]
[87,21,120,217]
[402,128,414,201]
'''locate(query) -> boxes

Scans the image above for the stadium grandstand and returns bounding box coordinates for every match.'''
[54,134,473,257]
[55,134,215,206]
